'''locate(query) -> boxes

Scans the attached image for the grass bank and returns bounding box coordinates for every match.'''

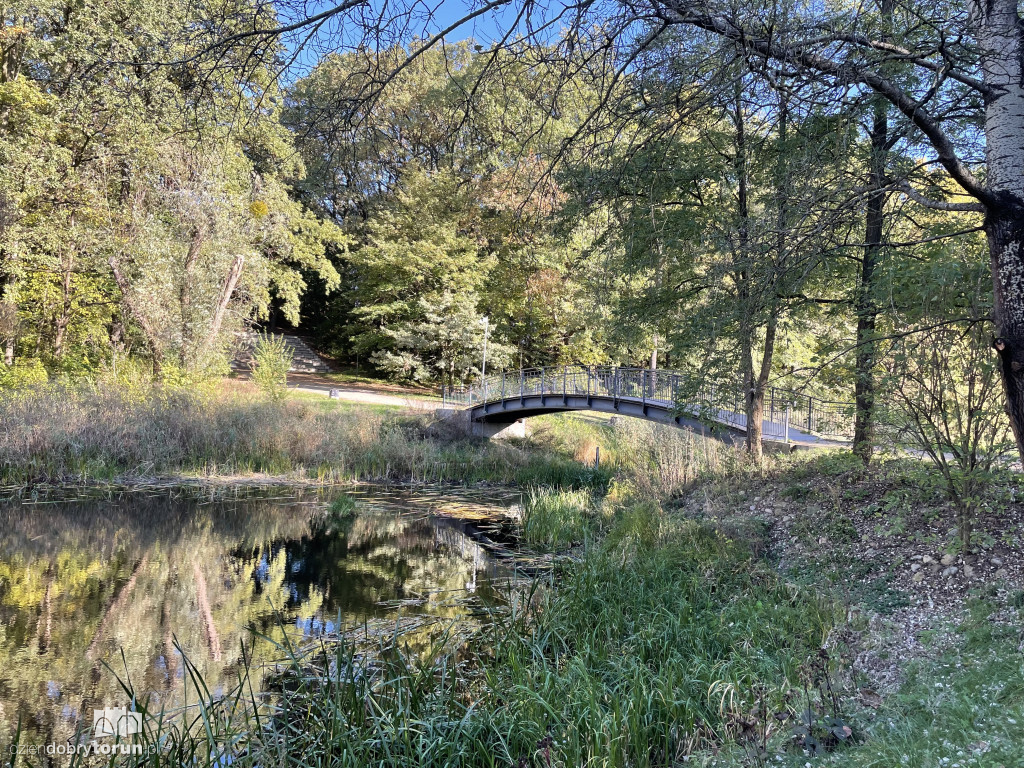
[113,439,1024,767]
[0,380,606,488]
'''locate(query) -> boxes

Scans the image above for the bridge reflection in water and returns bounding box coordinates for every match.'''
[443,366,854,445]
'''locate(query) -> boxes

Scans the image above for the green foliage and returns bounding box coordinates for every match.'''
[250,334,293,400]
[520,488,595,551]
[0,0,344,377]
[290,46,615,378]
[328,494,358,518]
[0,357,47,389]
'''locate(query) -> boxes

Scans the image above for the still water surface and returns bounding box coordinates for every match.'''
[0,487,518,747]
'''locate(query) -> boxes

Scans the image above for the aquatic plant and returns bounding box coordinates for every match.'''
[519,487,595,552]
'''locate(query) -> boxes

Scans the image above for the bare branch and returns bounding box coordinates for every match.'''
[894,180,986,212]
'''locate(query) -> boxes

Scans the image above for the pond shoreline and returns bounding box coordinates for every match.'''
[1,473,523,497]
[0,486,526,751]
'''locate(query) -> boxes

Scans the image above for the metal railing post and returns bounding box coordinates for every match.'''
[784,404,792,444]
[501,371,505,400]
[540,366,545,396]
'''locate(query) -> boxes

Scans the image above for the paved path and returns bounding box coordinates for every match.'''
[290,380,438,411]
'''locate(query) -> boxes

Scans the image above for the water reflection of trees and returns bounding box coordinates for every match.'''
[0,491,510,749]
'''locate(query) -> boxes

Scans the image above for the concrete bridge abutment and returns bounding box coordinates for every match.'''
[434,408,529,440]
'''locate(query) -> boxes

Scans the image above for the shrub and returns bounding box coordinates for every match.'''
[250,333,292,400]
[0,357,48,390]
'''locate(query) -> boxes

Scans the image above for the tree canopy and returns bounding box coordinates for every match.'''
[0,0,1016,466]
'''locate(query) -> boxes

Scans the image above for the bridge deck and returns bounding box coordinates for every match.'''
[444,366,854,445]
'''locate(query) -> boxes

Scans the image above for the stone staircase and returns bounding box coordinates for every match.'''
[232,332,332,374]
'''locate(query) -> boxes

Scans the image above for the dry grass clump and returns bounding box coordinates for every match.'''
[611,418,745,499]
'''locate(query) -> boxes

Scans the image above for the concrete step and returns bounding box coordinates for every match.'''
[231,332,331,374]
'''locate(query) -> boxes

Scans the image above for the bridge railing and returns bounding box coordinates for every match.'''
[442,366,856,440]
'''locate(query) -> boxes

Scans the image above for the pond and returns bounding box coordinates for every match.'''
[0,487,520,749]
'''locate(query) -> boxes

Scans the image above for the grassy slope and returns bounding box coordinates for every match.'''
[680,451,1024,767]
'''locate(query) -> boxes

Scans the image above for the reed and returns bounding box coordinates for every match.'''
[0,382,610,489]
[519,487,596,551]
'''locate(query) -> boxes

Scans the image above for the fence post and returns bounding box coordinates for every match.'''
[642,369,647,406]
[784,405,792,444]
[613,367,619,404]
[501,371,505,401]
[540,366,545,396]
[563,366,567,403]
[807,396,814,434]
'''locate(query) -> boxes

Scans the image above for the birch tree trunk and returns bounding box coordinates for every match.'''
[973,0,1024,459]
[198,252,245,359]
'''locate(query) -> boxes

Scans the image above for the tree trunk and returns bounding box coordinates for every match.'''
[199,252,245,359]
[179,227,206,369]
[108,254,165,377]
[731,83,766,462]
[0,264,16,366]
[853,99,888,463]
[179,228,206,370]
[973,0,1024,461]
[53,246,75,359]
[990,208,1024,456]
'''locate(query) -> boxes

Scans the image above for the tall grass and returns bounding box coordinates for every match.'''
[533,414,747,499]
[519,487,596,551]
[0,382,609,488]
[66,509,839,768]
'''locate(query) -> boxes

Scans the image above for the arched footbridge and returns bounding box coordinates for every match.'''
[442,366,855,445]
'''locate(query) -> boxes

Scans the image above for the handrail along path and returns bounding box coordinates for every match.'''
[442,365,854,445]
